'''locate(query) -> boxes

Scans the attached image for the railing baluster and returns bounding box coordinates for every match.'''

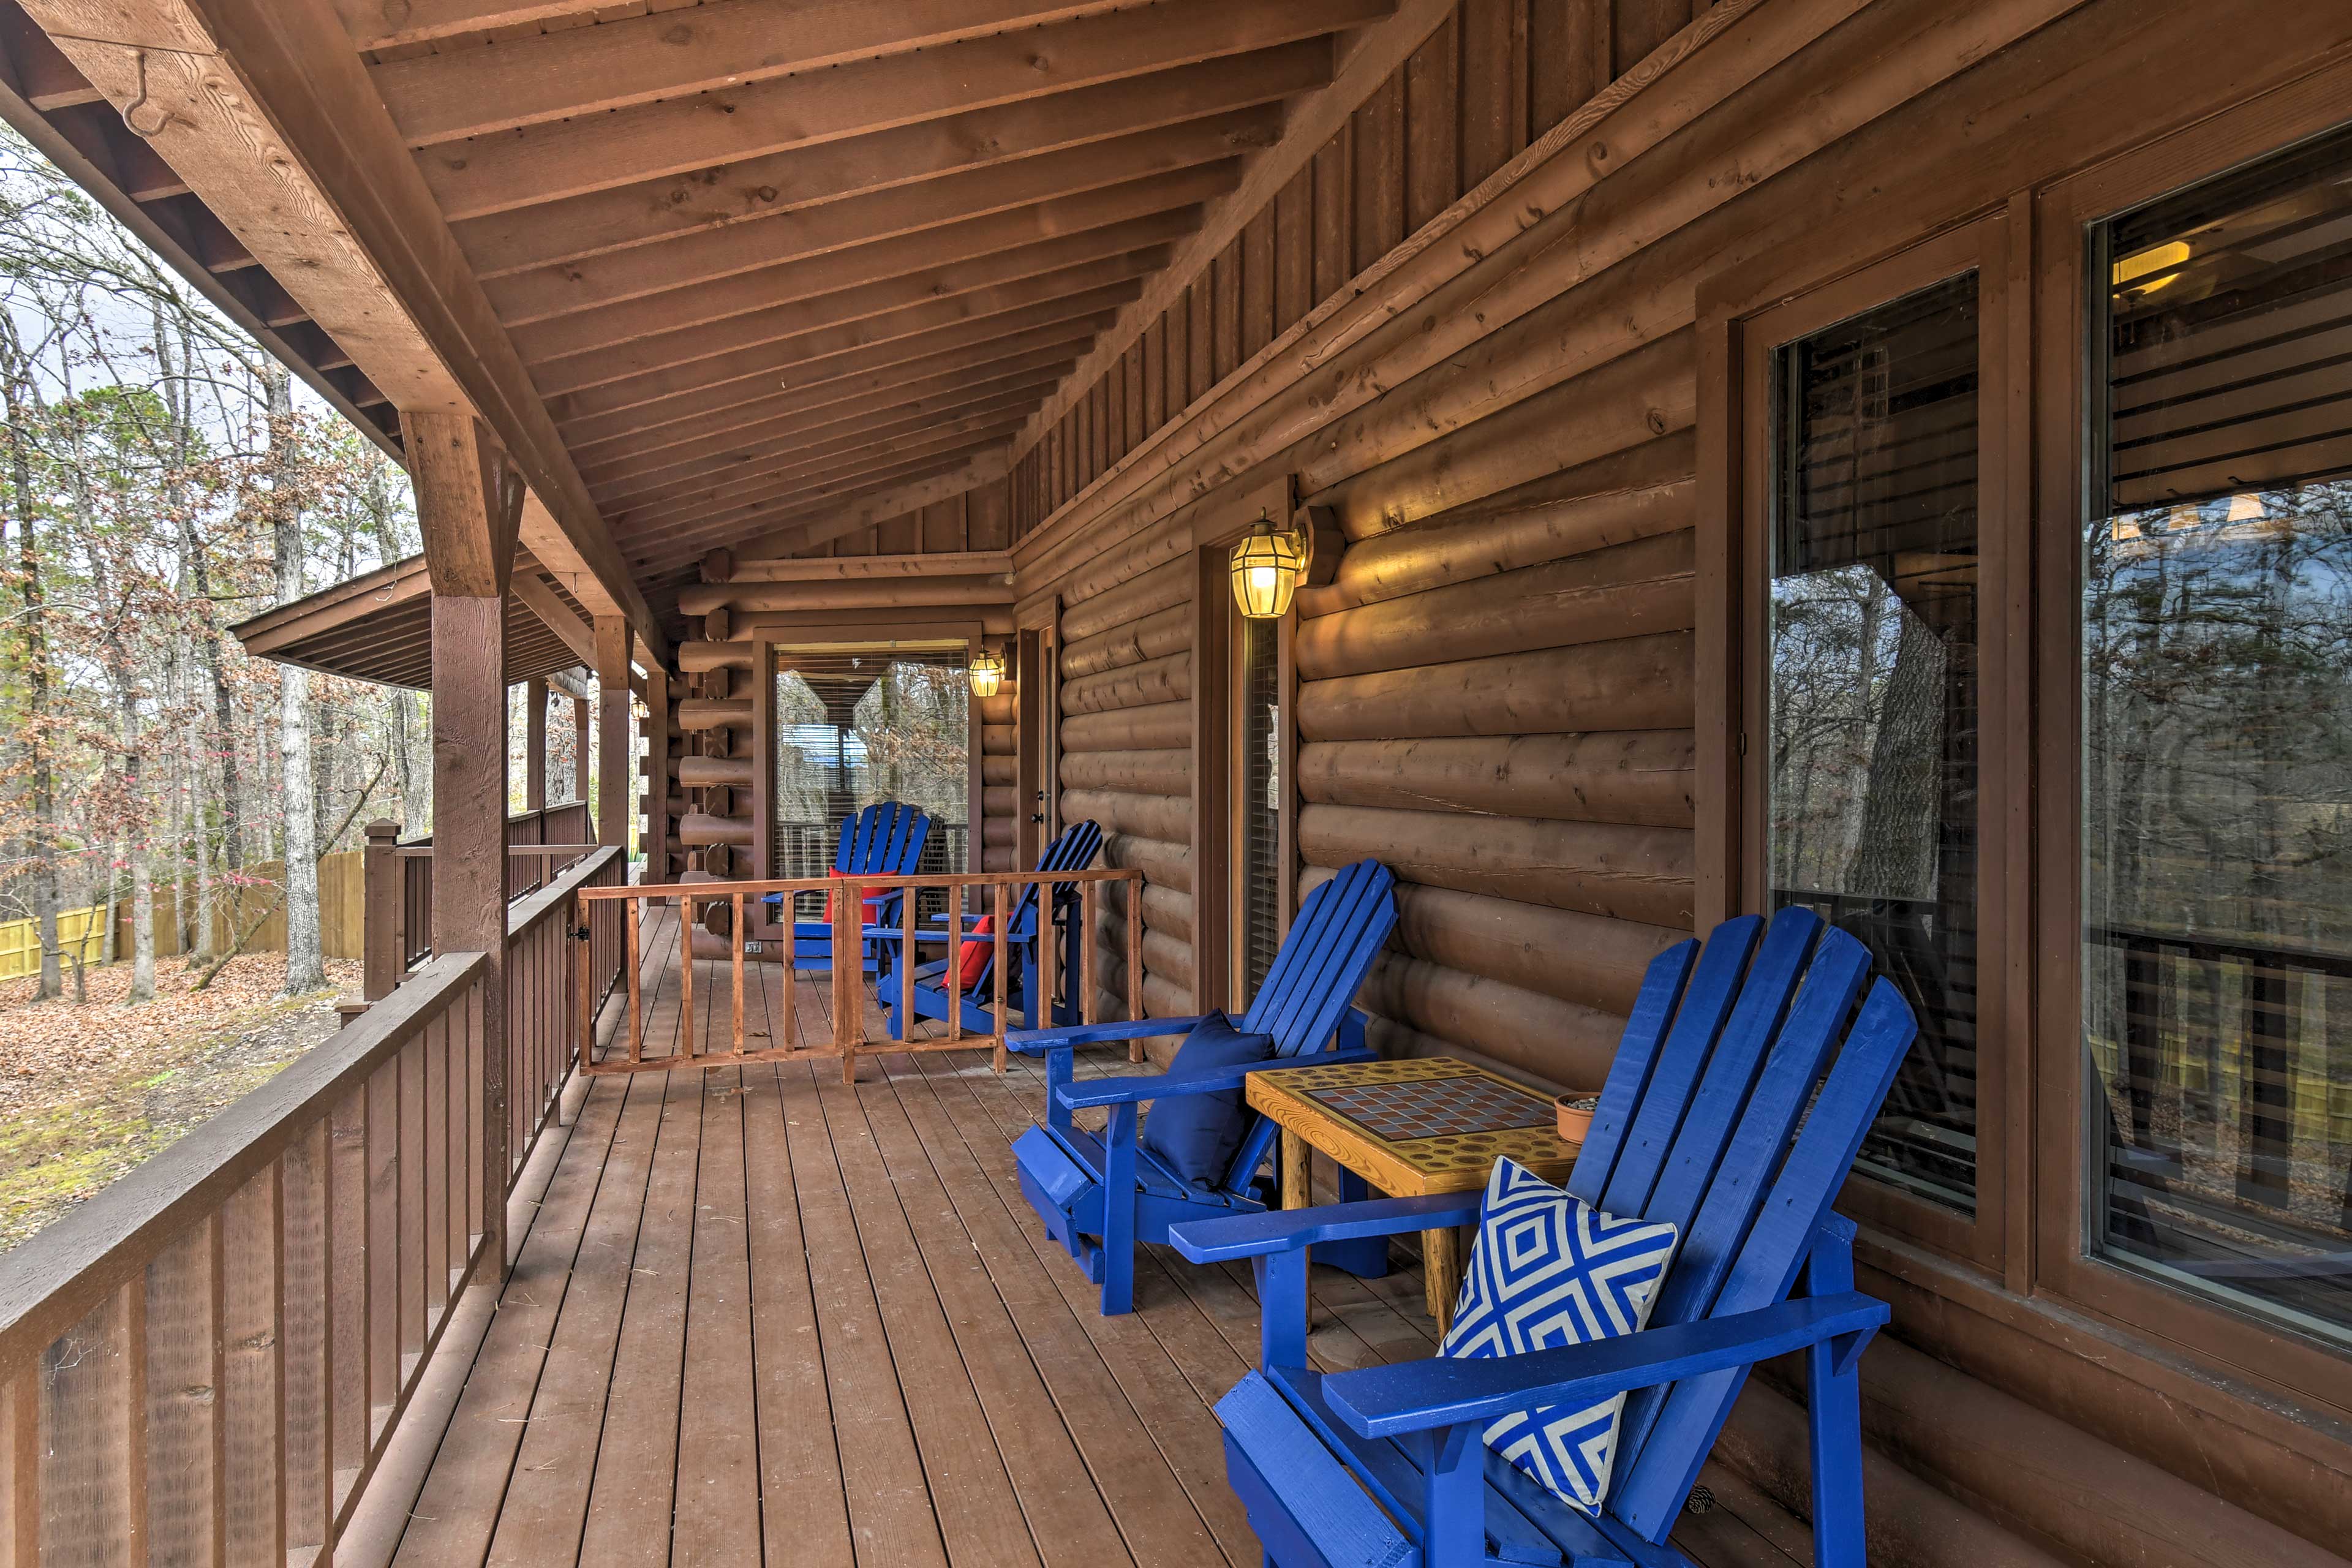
[902,881,919,1050]
[680,895,698,1063]
[782,905,796,1048]
[1082,878,1101,1035]
[221,1167,285,1565]
[366,1060,399,1439]
[626,897,643,1065]
[282,1121,333,1559]
[835,879,861,1084]
[329,1090,368,1495]
[399,1038,426,1367]
[141,1219,219,1562]
[732,893,747,1056]
[3,1366,39,1567]
[993,880,1011,1074]
[423,1012,448,1331]
[38,1283,141,1561]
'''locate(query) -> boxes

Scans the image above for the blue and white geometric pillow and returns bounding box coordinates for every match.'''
[1438,1158,1679,1515]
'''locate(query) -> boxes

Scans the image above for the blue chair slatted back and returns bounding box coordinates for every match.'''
[835,801,930,878]
[1213,861,1398,1196]
[1561,904,1916,1543]
[956,820,1103,995]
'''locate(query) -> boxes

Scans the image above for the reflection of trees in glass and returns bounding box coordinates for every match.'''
[1769,564,1948,902]
[772,671,834,824]
[2086,488,2352,952]
[853,663,968,824]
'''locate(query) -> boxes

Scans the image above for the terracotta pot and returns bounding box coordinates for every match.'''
[1555,1091,1602,1143]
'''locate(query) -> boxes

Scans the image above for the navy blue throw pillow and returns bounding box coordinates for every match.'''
[1136,1012,1275,1188]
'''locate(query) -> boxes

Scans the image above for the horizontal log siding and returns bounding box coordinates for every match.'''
[985,3,2352,1564]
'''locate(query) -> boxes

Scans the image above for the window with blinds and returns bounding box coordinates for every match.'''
[1237,615,1283,1005]
[1769,273,1983,1216]
[2085,126,2352,1341]
[770,649,968,915]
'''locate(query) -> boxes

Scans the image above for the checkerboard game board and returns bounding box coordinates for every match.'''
[1306,1075,1554,1143]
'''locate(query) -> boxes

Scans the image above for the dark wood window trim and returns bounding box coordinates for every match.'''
[2030,70,2352,1416]
[1704,212,2025,1281]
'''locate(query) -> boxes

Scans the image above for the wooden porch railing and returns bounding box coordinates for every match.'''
[579,867,1143,1083]
[370,801,599,987]
[0,951,492,1562]
[0,843,631,1562]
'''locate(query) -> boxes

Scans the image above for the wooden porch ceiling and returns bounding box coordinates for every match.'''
[0,0,1420,648]
[231,551,596,690]
[369,0,1390,605]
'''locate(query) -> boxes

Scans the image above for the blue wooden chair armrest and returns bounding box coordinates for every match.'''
[1055,1046,1379,1111]
[1003,1016,1209,1055]
[1322,1291,1888,1440]
[1169,1191,1485,1262]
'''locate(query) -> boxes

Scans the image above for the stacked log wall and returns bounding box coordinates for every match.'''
[986,1,2352,1564]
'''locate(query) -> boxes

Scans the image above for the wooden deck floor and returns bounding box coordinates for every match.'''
[385,911,1817,1568]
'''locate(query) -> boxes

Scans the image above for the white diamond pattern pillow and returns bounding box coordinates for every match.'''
[1438,1158,1679,1515]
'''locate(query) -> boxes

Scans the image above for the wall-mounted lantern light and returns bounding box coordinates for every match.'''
[1229,518,1306,619]
[968,647,1006,698]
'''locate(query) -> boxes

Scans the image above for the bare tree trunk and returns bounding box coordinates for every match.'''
[266,364,325,993]
[1844,603,1949,900]
[1,327,60,1001]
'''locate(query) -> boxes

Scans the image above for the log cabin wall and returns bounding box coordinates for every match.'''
[979,1,2352,1564]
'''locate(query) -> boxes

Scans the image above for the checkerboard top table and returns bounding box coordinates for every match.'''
[1245,1056,1579,1196]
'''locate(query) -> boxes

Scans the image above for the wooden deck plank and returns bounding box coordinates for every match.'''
[908,1050,1254,1566]
[575,1060,704,1565]
[671,1064,763,1562]
[850,1057,1144,1568]
[483,1072,669,1568]
[741,1055,856,1568]
[774,1006,951,1568]
[804,1054,1044,1567]
[390,924,1816,1568]
[385,1049,634,1568]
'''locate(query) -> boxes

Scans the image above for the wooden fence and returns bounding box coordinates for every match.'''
[0,905,108,982]
[0,842,628,1560]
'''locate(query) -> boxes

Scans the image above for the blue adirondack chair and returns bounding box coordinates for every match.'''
[876,818,1104,1039]
[763,801,932,974]
[1170,905,1917,1568]
[1008,859,1400,1316]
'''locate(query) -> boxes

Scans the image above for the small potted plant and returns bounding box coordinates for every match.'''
[1555,1091,1602,1142]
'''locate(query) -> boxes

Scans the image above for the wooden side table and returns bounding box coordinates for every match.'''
[1245,1057,1578,1332]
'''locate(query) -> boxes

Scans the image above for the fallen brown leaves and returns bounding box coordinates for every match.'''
[0,956,360,1104]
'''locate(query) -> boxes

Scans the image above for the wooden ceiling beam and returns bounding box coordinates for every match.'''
[328,0,616,51]
[483,135,1245,328]
[571,336,1092,471]
[20,0,669,663]
[605,395,1049,526]
[586,364,1072,504]
[624,439,1020,559]
[417,0,1389,221]
[548,268,1141,430]
[547,284,1134,432]
[510,569,597,666]
[723,551,1014,580]
[454,47,1319,279]
[635,458,1005,576]
[532,241,1171,401]
[508,149,1240,364]
[377,0,1125,146]
[1012,0,1458,460]
[527,200,1204,376]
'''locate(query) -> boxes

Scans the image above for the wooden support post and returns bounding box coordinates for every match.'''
[404,409,522,1273]
[525,676,548,813]
[595,616,633,852]
[362,820,401,1003]
[573,691,591,805]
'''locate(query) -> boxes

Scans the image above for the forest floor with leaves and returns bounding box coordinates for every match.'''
[0,955,360,1250]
